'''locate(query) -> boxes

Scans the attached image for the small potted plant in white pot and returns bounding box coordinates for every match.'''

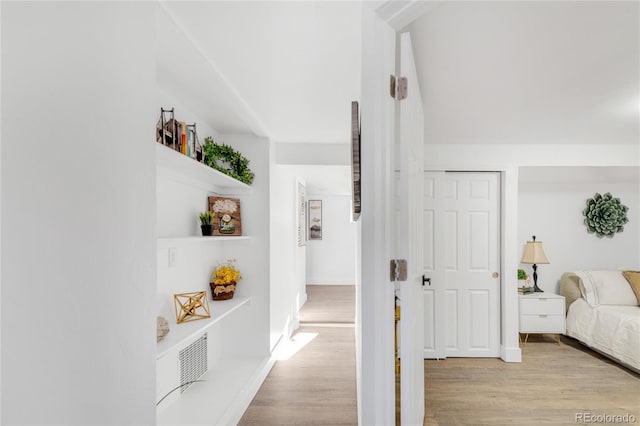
[199,211,214,236]
[517,269,528,288]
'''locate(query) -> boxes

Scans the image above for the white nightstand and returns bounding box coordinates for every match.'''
[519,293,565,344]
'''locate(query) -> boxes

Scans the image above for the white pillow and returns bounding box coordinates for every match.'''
[577,270,637,306]
[576,271,598,307]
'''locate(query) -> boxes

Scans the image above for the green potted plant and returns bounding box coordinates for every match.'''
[199,211,215,236]
[517,269,528,288]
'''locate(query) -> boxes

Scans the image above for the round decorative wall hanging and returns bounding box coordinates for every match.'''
[583,192,629,238]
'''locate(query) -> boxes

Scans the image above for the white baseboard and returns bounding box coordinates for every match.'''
[223,354,277,425]
[501,345,522,362]
[306,280,355,285]
[285,316,299,340]
[293,296,304,332]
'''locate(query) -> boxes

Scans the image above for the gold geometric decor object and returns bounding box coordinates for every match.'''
[173,291,211,324]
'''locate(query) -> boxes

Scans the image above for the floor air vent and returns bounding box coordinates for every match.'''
[179,333,208,393]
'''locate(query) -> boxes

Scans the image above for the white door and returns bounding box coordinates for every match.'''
[358,6,397,425]
[423,172,501,358]
[397,32,425,425]
[422,172,447,359]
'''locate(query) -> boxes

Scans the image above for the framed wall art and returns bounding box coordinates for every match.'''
[351,101,361,221]
[208,196,242,236]
[308,200,323,240]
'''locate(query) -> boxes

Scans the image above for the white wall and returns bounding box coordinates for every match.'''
[276,142,350,166]
[156,173,227,322]
[1,2,156,424]
[306,194,357,285]
[424,144,639,170]
[269,166,304,349]
[518,169,640,293]
[221,135,271,356]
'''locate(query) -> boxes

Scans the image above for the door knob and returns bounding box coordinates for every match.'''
[492,272,499,278]
[422,275,431,286]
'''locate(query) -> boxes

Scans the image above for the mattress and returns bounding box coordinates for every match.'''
[566,298,640,371]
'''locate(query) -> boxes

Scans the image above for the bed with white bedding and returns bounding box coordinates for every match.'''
[560,271,640,373]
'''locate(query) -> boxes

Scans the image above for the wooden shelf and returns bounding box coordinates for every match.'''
[157,236,250,245]
[157,296,251,359]
[156,143,251,195]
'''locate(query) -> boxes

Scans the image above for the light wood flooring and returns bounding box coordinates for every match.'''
[241,286,639,425]
[298,285,355,324]
[421,334,640,425]
[239,285,357,425]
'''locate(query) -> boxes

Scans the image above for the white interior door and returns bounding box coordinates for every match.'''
[397,32,425,426]
[422,172,447,359]
[423,172,501,358]
[445,172,500,357]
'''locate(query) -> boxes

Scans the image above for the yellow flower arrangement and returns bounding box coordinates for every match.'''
[210,259,242,300]
[212,259,242,285]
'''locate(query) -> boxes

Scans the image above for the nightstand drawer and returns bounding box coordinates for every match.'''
[520,314,565,333]
[520,297,564,315]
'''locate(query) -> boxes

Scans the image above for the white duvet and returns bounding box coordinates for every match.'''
[566,298,640,371]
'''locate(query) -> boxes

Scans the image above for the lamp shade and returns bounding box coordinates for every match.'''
[521,240,550,264]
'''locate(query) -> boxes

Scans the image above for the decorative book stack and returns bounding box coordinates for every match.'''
[156,107,204,162]
[518,286,534,294]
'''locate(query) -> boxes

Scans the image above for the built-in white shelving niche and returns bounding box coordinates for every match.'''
[155,128,271,425]
[155,7,270,422]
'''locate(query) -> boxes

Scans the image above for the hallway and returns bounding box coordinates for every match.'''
[239,285,357,425]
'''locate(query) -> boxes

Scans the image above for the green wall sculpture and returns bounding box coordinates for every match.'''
[583,192,629,238]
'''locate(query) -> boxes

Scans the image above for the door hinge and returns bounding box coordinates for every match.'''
[389,75,407,100]
[390,259,408,282]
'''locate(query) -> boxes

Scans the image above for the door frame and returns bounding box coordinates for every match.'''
[397,31,425,425]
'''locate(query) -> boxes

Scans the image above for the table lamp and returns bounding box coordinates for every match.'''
[520,235,550,293]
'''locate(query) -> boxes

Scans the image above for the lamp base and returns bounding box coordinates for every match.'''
[532,263,543,292]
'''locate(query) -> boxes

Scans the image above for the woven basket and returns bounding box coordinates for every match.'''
[210,282,236,300]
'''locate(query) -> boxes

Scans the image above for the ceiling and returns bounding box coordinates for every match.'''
[163,1,638,148]
[409,1,639,145]
[161,1,361,144]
